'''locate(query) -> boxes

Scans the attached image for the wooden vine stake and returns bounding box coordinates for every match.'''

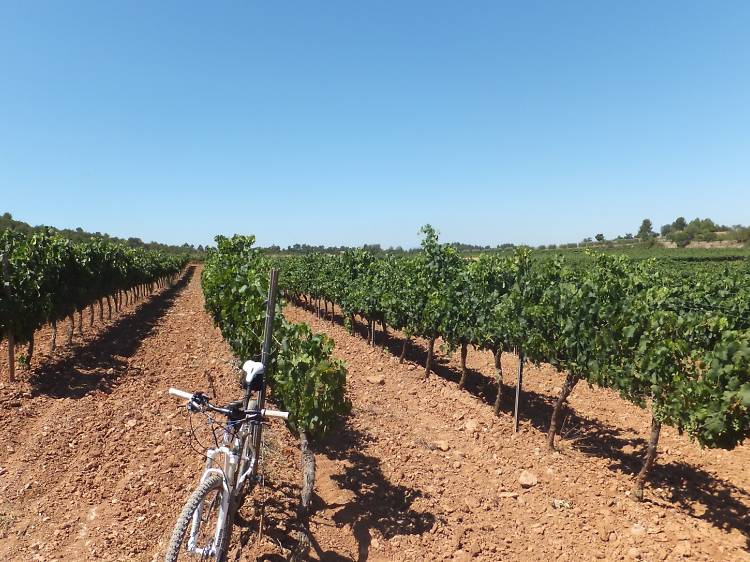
[296,429,314,557]
[2,252,15,382]
[513,350,525,432]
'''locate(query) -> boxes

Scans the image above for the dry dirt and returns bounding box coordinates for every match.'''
[282,305,750,562]
[0,267,296,561]
[0,268,748,561]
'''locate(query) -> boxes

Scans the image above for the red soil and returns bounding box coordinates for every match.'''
[0,270,747,561]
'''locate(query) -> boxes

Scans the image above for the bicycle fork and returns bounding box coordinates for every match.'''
[186,447,237,557]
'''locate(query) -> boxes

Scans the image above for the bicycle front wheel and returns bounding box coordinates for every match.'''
[164,473,230,562]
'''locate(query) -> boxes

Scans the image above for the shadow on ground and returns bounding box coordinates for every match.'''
[293,300,750,549]
[228,418,435,562]
[230,480,300,562]
[28,267,194,399]
[314,423,436,562]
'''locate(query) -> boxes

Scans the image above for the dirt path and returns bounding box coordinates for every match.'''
[283,304,750,562]
[1,270,748,561]
[0,268,298,561]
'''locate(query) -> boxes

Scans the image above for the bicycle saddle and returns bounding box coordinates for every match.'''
[242,360,265,389]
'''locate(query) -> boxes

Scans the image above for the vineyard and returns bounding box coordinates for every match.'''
[1,227,749,560]
[5,0,750,557]
[274,226,750,499]
[0,229,188,381]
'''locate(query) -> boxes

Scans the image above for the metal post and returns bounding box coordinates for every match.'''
[2,252,15,382]
[513,350,525,432]
[260,270,279,373]
[248,268,279,477]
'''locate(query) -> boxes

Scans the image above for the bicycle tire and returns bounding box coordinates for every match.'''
[164,473,230,562]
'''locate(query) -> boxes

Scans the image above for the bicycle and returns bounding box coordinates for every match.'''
[164,270,287,562]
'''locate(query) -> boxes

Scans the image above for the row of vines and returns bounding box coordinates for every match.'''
[276,225,750,500]
[201,234,351,540]
[0,229,188,381]
[201,234,350,439]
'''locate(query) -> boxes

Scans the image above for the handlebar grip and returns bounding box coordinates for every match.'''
[262,409,290,420]
[169,388,193,401]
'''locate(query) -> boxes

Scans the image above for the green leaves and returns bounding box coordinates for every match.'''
[275,321,351,437]
[0,229,187,346]
[679,330,750,449]
[201,235,350,439]
[275,232,750,452]
[202,235,269,361]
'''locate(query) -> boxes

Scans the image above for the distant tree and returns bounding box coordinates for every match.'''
[670,230,690,247]
[624,233,634,239]
[637,218,655,239]
[672,217,687,231]
[595,233,605,242]
[660,224,671,236]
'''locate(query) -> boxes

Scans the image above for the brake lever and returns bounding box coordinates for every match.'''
[187,391,210,412]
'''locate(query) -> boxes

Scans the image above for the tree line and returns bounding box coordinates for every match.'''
[590,216,750,248]
[1,211,206,258]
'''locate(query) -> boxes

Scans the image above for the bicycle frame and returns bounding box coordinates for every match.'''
[186,417,257,557]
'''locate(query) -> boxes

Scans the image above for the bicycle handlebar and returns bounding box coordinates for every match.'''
[169,388,193,400]
[167,387,289,421]
[262,409,289,420]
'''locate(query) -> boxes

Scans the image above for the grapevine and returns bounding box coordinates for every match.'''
[274,226,750,499]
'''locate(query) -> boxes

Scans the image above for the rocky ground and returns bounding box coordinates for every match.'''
[0,268,748,561]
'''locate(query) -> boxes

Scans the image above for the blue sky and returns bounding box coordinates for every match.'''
[1,1,748,248]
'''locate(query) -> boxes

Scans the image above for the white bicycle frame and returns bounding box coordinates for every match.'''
[186,420,253,557]
[168,387,289,559]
